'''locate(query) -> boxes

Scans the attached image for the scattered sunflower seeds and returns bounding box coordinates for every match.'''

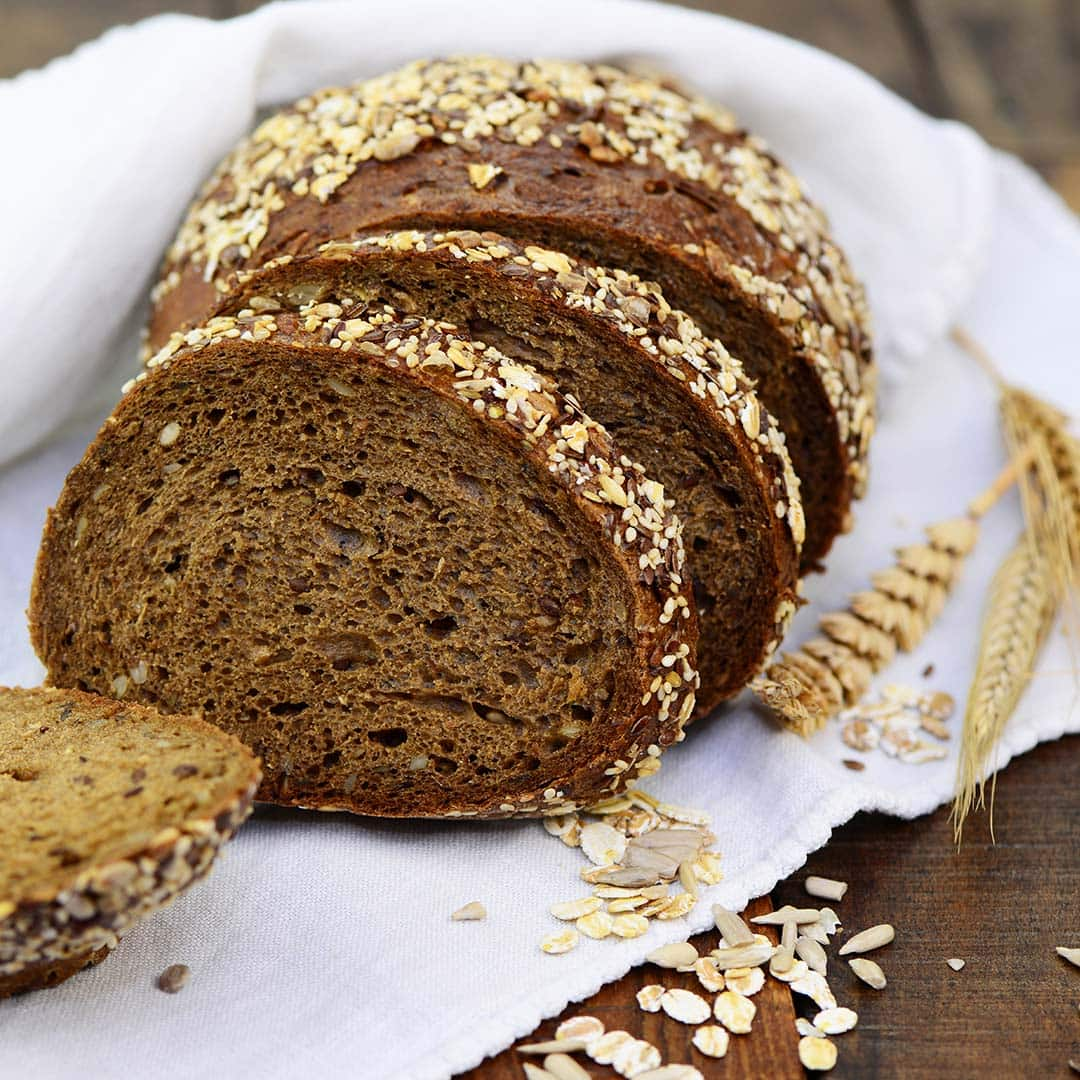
[451,901,486,921]
[848,957,887,989]
[157,964,190,994]
[947,957,965,971]
[691,1024,730,1058]
[1057,946,1080,969]
[796,934,829,975]
[518,1039,589,1055]
[751,906,821,926]
[712,905,756,946]
[711,941,775,970]
[839,924,894,956]
[646,942,698,969]
[714,989,756,1033]
[799,1035,838,1071]
[660,988,711,1025]
[804,876,848,902]
[543,1052,593,1080]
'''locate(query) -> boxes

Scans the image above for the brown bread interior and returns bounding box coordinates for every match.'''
[30,346,659,816]
[0,686,255,900]
[223,249,797,714]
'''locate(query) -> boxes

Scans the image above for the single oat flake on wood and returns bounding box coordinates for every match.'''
[799,1035,838,1071]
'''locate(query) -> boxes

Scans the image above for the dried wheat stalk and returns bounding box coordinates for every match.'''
[752,511,986,737]
[952,530,1057,840]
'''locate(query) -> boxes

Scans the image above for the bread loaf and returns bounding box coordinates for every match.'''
[148,57,874,567]
[197,228,803,714]
[0,686,259,996]
[30,303,698,817]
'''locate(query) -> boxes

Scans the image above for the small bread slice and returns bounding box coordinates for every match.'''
[0,686,260,996]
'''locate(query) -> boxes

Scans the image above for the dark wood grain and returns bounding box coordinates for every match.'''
[459,896,802,1079]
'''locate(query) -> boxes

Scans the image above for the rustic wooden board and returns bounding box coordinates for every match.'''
[459,896,802,1079]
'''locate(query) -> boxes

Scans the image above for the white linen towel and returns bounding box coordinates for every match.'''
[0,3,1077,1078]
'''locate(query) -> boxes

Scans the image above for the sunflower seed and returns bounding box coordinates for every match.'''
[577,910,614,939]
[632,827,707,850]
[584,866,660,888]
[646,942,698,969]
[544,1053,593,1080]
[751,906,821,926]
[541,929,580,955]
[848,957,887,989]
[724,966,765,996]
[798,1035,838,1071]
[814,1007,858,1035]
[838,924,894,955]
[522,1063,558,1080]
[804,876,848,902]
[1057,946,1080,969]
[947,957,965,972]
[623,846,680,877]
[611,1037,661,1078]
[796,935,829,974]
[556,1016,605,1046]
[790,970,837,1009]
[518,1039,588,1054]
[713,990,756,1033]
[678,860,700,898]
[712,905,755,946]
[451,901,486,921]
[710,941,774,970]
[588,1031,634,1065]
[772,919,797,972]
[691,1025,729,1058]
[581,823,628,866]
[157,964,190,994]
[636,985,665,1013]
[551,897,603,920]
[661,988,712,1025]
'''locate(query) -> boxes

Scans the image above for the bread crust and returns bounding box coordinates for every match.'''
[0,687,259,994]
[148,57,873,565]
[204,228,803,713]
[31,306,698,818]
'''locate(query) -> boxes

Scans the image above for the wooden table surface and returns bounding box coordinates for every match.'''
[4,2,1079,1076]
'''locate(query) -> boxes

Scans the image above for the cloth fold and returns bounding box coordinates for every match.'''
[0,3,1077,1078]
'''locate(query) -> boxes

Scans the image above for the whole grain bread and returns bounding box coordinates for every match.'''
[201,229,803,715]
[0,686,259,996]
[30,303,698,817]
[148,56,874,567]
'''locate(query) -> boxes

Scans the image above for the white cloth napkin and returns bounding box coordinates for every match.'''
[0,3,1077,1078]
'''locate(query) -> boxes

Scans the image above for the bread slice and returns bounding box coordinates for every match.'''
[0,686,259,997]
[147,56,874,568]
[198,229,803,715]
[30,304,698,818]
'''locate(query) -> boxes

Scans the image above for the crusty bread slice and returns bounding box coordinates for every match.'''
[30,304,698,818]
[0,686,259,997]
[147,56,874,568]
[201,229,803,715]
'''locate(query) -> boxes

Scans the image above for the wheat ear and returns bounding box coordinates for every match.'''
[751,467,1016,736]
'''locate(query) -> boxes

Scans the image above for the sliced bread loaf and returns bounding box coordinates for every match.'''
[199,229,803,715]
[148,56,874,567]
[30,304,698,818]
[0,686,259,997]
